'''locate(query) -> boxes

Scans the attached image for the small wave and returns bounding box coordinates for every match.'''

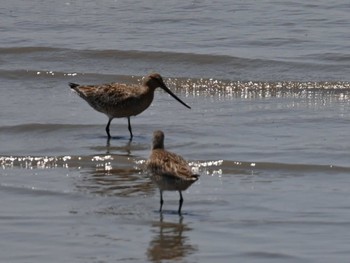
[0,46,60,55]
[0,69,115,81]
[239,251,298,260]
[1,68,350,101]
[0,69,77,80]
[0,46,251,64]
[0,182,76,197]
[169,77,350,98]
[2,155,349,175]
[191,160,350,176]
[2,46,349,81]
[0,154,150,197]
[302,52,350,64]
[0,123,99,134]
[0,154,135,170]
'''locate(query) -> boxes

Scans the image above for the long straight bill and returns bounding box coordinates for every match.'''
[160,84,191,109]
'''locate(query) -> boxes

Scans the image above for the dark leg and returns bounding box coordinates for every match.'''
[159,190,164,213]
[127,117,133,140]
[178,191,183,215]
[106,137,111,152]
[105,118,112,138]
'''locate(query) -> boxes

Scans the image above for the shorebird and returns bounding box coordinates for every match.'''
[146,130,199,215]
[69,73,190,140]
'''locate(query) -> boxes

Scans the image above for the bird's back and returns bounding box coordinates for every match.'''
[70,82,153,118]
[147,149,199,191]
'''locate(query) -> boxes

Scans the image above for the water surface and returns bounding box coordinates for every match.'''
[1,1,350,262]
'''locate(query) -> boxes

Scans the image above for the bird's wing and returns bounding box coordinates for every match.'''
[147,150,195,180]
[73,83,144,112]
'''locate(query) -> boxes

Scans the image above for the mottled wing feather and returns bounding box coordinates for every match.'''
[76,83,137,103]
[147,149,196,180]
[73,83,143,115]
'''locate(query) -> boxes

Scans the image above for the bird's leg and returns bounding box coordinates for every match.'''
[127,117,133,140]
[178,191,183,215]
[159,190,164,213]
[106,118,112,138]
[106,137,111,153]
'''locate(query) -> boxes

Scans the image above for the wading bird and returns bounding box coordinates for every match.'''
[69,73,190,140]
[147,130,199,215]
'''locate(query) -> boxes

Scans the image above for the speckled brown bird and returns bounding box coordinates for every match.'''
[69,73,190,140]
[146,130,199,215]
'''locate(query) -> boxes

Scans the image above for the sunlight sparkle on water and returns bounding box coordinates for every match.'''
[189,160,224,176]
[91,155,113,161]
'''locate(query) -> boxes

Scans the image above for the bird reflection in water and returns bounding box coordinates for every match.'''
[78,138,155,197]
[105,137,132,155]
[147,215,197,262]
[87,138,133,156]
[75,157,153,197]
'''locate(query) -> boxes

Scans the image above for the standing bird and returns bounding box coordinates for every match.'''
[147,130,199,215]
[69,73,190,140]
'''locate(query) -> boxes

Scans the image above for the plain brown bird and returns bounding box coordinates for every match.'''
[146,130,199,215]
[69,73,190,140]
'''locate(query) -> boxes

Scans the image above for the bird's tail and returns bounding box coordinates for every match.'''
[69,82,80,90]
[191,174,200,181]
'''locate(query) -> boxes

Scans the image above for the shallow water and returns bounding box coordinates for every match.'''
[1,1,350,262]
